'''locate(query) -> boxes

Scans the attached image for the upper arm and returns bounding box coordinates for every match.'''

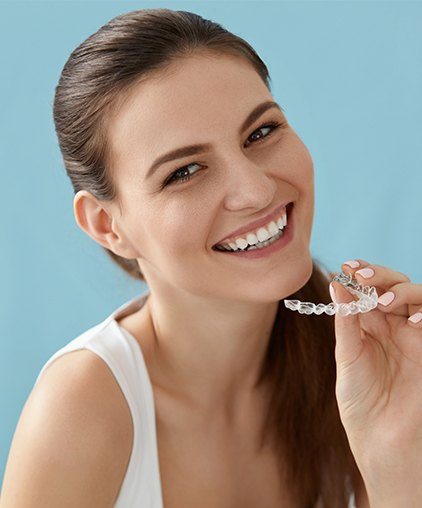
[0,349,133,508]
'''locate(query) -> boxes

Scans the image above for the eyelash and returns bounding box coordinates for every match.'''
[162,120,284,188]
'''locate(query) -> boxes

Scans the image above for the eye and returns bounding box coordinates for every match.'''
[244,121,283,147]
[162,162,203,188]
[162,120,285,188]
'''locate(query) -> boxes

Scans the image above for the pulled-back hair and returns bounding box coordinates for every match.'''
[53,8,360,506]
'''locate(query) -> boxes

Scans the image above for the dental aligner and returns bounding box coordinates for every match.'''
[284,271,379,316]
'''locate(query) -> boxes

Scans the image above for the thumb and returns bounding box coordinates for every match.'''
[330,281,364,367]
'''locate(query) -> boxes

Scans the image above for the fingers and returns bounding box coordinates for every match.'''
[339,259,421,322]
[374,280,422,319]
[407,308,422,328]
[341,259,411,290]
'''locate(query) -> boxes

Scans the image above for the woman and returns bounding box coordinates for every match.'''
[1,8,421,508]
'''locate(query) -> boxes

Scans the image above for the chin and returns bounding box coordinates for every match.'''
[249,251,314,304]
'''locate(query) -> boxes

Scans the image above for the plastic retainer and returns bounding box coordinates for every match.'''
[283,271,379,316]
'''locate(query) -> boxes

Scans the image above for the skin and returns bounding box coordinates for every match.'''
[73,51,315,424]
[331,260,422,507]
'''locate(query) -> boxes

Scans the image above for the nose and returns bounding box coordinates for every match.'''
[222,156,278,212]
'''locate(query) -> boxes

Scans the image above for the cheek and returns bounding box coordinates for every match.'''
[292,150,314,204]
[276,138,315,232]
[272,132,314,184]
[149,204,207,255]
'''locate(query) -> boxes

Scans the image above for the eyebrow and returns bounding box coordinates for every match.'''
[145,100,285,179]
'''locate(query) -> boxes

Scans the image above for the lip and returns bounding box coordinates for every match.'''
[213,202,294,258]
[213,200,293,247]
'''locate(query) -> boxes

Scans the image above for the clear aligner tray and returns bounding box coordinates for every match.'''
[284,271,379,316]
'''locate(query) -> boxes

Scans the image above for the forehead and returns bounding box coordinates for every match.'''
[107,53,273,172]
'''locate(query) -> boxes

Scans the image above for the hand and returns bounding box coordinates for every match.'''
[330,260,422,502]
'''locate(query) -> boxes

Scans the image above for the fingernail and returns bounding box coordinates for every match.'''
[355,267,375,279]
[378,291,395,306]
[408,312,422,324]
[344,260,360,268]
[329,282,338,303]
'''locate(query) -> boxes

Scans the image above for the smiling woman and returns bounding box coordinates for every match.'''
[1,8,367,508]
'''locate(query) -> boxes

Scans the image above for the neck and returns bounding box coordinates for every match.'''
[142,285,279,420]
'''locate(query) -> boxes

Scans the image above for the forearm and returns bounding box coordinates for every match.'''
[368,494,422,508]
[351,434,422,508]
[364,474,422,508]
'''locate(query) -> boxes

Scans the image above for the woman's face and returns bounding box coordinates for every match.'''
[105,52,315,302]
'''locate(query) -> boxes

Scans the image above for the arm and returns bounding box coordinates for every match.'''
[0,350,133,507]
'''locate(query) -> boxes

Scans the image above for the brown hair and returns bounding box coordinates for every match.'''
[53,8,360,506]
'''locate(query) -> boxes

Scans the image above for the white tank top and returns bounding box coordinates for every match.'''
[32,289,356,508]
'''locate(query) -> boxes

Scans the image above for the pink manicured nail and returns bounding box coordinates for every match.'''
[378,291,395,306]
[344,260,360,268]
[408,312,422,324]
[355,267,375,279]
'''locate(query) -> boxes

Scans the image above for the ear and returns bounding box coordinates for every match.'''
[73,190,139,259]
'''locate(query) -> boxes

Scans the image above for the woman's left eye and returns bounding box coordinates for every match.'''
[162,120,284,187]
[244,121,283,147]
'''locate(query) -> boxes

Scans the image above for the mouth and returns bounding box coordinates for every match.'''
[212,202,294,254]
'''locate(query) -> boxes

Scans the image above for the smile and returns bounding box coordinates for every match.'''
[212,202,294,259]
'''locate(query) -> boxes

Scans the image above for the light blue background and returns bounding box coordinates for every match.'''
[1,0,421,483]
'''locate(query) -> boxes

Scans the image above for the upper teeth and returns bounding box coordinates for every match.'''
[217,208,287,251]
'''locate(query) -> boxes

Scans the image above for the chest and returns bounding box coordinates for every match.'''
[115,313,298,507]
[153,392,298,508]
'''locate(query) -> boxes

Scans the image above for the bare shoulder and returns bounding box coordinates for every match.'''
[0,349,133,507]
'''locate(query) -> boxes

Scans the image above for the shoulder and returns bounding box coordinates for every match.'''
[1,349,133,507]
